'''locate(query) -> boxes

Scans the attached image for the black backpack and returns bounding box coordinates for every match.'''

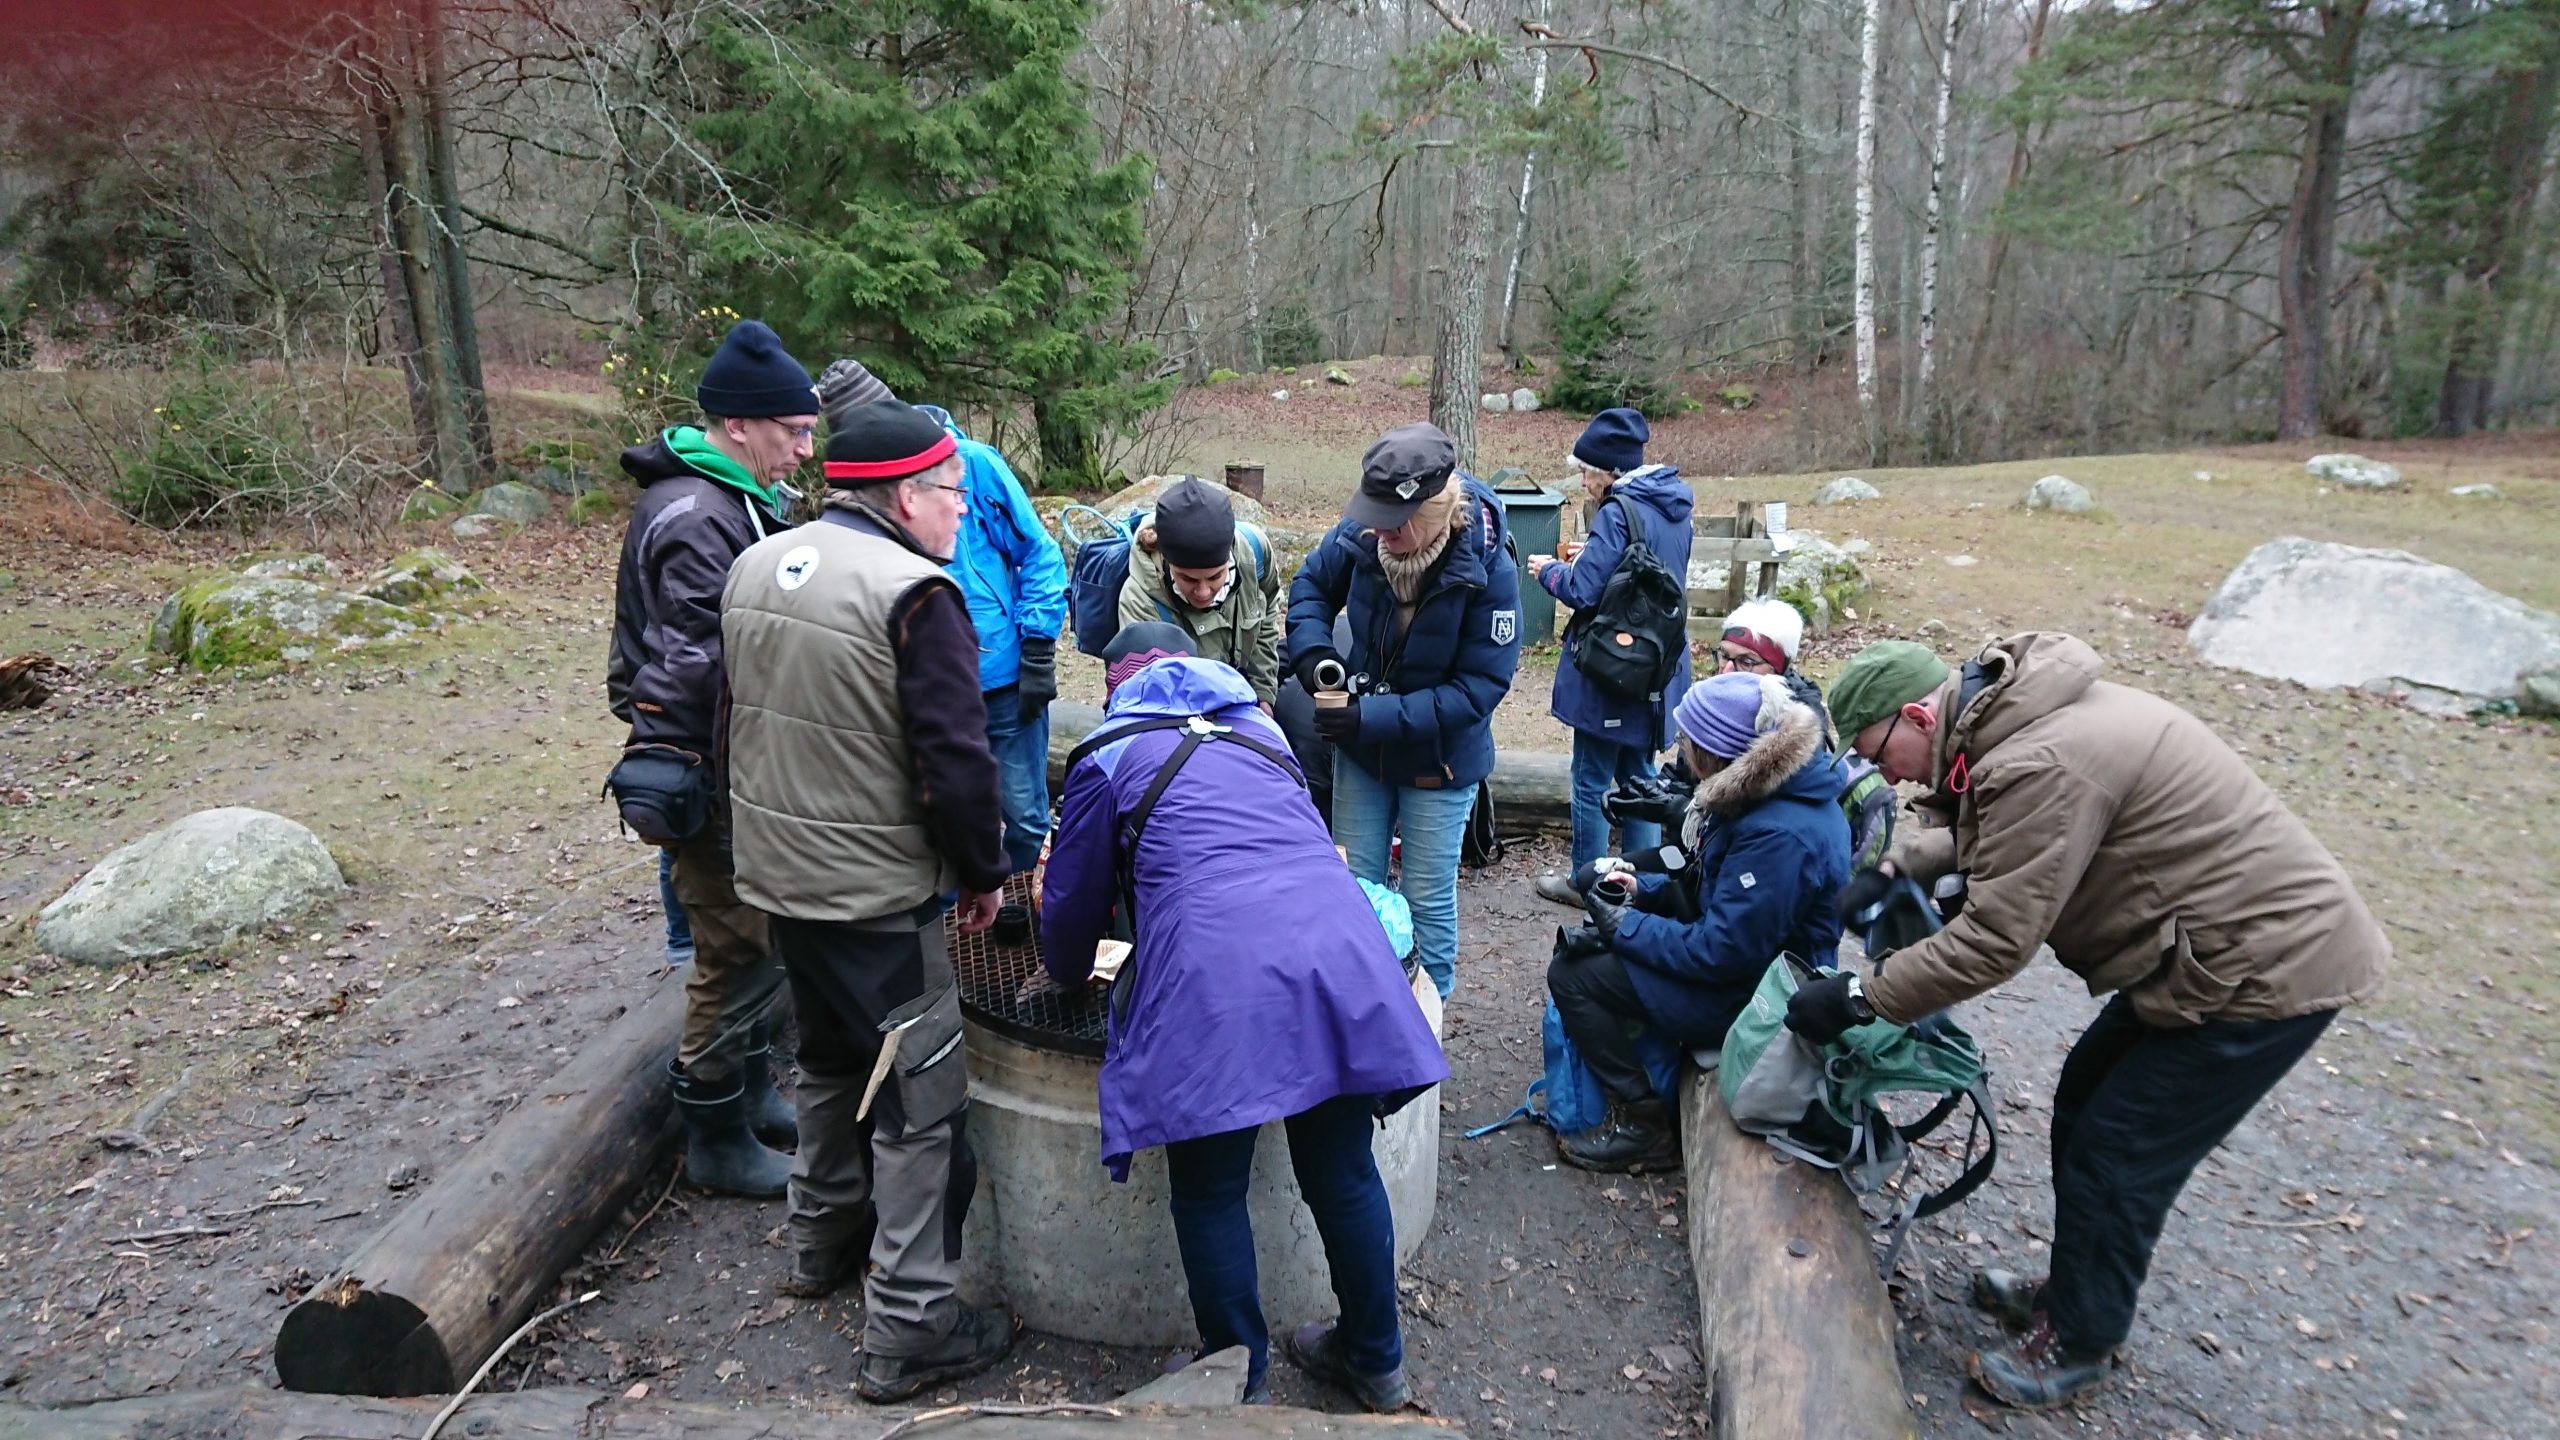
[1567,495,1688,701]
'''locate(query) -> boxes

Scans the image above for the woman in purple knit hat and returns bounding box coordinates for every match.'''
[1040,650,1448,1411]
[1545,669,1851,1172]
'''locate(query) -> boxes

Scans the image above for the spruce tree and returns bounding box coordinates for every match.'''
[676,0,1162,488]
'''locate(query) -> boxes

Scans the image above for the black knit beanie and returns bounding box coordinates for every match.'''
[1152,477,1236,569]
[697,320,820,419]
[822,400,957,484]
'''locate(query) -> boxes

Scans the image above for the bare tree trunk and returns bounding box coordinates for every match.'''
[2275,0,2371,440]
[2437,32,2559,435]
[376,64,479,497]
[418,0,495,477]
[1244,128,1265,371]
[1430,157,1496,473]
[1966,0,2055,378]
[1853,0,1882,454]
[1497,0,1551,367]
[1914,0,1964,446]
[1787,0,1818,375]
[358,104,433,453]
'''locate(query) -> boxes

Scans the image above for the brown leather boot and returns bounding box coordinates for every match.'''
[1969,1318,2117,1410]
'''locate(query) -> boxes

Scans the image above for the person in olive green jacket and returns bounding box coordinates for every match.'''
[1115,477,1282,706]
[1789,632,2390,1412]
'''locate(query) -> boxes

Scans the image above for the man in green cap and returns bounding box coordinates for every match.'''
[1788,632,2391,1411]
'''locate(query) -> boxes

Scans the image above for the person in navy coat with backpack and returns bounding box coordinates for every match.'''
[1526,409,1695,906]
[1287,423,1523,999]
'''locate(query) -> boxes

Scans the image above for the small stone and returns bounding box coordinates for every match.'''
[1812,477,1881,506]
[2193,470,2214,482]
[1323,365,1355,386]
[2022,475,2097,514]
[1480,392,1512,413]
[2307,452,2403,490]
[387,1162,421,1190]
[1270,389,1289,402]
[449,514,507,541]
[2449,484,2502,499]
[1944,554,1978,568]
[1510,387,1541,413]
[1917,618,1949,637]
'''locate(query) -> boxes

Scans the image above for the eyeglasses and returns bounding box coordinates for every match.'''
[759,420,818,443]
[1714,646,1772,671]
[908,478,967,499]
[1864,711,1903,763]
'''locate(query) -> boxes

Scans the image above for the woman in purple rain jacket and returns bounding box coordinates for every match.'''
[1040,649,1447,1411]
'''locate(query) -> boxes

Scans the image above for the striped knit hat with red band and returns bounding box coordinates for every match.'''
[822,400,957,484]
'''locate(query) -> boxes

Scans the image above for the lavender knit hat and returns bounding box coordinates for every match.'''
[1674,671,1790,759]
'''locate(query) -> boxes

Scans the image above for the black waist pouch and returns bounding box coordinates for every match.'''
[604,744,709,846]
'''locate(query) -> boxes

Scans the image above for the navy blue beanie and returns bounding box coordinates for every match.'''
[697,320,821,419]
[1572,408,1650,475]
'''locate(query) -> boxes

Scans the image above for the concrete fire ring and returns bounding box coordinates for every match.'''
[957,974,1442,1347]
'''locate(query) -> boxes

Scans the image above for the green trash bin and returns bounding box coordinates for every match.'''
[1489,468,1566,646]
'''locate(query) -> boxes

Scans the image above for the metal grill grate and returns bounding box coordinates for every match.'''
[951,873,1111,1057]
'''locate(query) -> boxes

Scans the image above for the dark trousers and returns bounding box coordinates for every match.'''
[2044,995,2336,1352]
[1163,1094,1402,1389]
[1547,946,1654,1106]
[769,910,976,1356]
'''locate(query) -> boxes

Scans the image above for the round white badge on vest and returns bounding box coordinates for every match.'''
[776,545,821,591]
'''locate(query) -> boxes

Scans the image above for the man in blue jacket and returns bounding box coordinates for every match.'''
[1550,670,1849,1171]
[1527,408,1695,906]
[819,364,1069,873]
[1287,422,1522,998]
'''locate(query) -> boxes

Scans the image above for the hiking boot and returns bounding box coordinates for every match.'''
[1533,874,1584,909]
[1558,1097,1681,1175]
[671,1062,794,1199]
[1968,1319,2117,1411]
[1284,1320,1411,1413]
[1971,1268,2045,1329]
[776,1207,875,1299]
[855,1303,1019,1403]
[741,1028,800,1149]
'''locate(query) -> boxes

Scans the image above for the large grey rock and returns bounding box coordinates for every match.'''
[2187,538,2560,713]
[149,575,427,669]
[2023,475,2097,514]
[1093,474,1268,537]
[1510,387,1542,413]
[449,513,507,542]
[466,480,550,525]
[1322,365,1356,386]
[360,548,483,607]
[1480,391,1512,413]
[1812,477,1882,506]
[36,807,345,964]
[398,488,462,523]
[2307,453,2403,491]
[1690,530,1872,636]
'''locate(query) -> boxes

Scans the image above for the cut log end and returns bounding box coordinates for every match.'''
[275,1281,455,1397]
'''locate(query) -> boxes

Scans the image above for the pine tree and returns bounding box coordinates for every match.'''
[676,0,1163,489]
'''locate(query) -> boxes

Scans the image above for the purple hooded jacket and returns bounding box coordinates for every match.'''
[1039,657,1449,1180]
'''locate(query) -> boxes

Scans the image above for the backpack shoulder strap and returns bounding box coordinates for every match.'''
[1065,715,1192,776]
[1241,524,1270,584]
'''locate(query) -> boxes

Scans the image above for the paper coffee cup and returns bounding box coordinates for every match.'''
[1314,689,1350,710]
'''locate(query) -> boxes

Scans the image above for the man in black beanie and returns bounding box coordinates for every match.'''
[722,399,1016,1399]
[606,318,818,1199]
[1117,476,1282,705]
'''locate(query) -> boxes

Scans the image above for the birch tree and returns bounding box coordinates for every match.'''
[1853,0,1883,451]
[1913,0,1964,443]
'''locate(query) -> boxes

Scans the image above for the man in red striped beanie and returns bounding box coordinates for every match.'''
[720,398,1018,1400]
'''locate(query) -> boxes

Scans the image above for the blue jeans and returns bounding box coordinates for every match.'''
[1331,753,1472,998]
[1164,1094,1403,1392]
[1569,732,1663,869]
[983,686,1051,874]
[658,848,694,958]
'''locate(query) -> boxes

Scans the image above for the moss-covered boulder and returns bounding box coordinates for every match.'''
[467,480,550,526]
[1689,532,1874,637]
[149,575,429,670]
[361,548,483,607]
[239,553,339,581]
[568,489,621,527]
[399,487,463,523]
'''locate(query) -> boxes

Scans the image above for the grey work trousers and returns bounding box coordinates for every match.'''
[770,905,976,1357]
[669,830,786,1087]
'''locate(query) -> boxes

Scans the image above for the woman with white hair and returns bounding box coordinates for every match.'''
[1544,670,1851,1172]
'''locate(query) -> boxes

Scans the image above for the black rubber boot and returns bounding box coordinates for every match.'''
[856,1303,1019,1403]
[671,1062,794,1199]
[1969,1319,2117,1410]
[1558,1097,1681,1175]
[1285,1320,1413,1413]
[1971,1268,2045,1329]
[741,1027,799,1149]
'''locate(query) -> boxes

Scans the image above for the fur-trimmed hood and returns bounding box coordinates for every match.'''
[1682,676,1838,846]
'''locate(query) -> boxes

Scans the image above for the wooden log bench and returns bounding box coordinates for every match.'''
[1680,1064,1915,1438]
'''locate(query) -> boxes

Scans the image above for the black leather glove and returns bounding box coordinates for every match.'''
[1836,864,1898,925]
[1582,871,1637,937]
[1785,971,1876,1045]
[1312,695,1361,744]
[1567,857,1625,895]
[1603,773,1693,828]
[1016,636,1058,723]
[1553,924,1611,962]
[1294,646,1345,695]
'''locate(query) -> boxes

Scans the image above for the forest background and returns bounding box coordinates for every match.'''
[0,0,2553,522]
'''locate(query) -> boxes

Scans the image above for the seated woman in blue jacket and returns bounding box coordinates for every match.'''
[1547,670,1851,1172]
